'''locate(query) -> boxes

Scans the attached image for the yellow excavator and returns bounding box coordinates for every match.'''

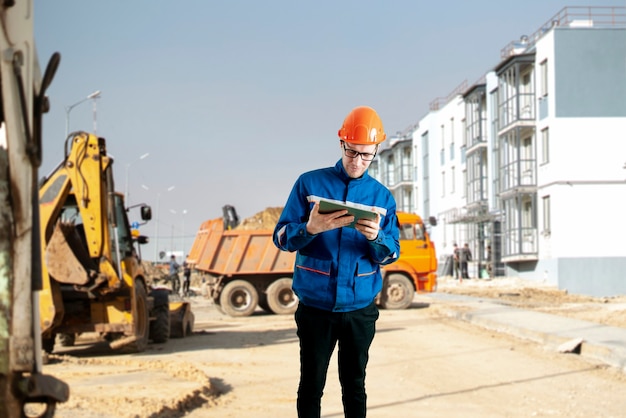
[1,1,192,413]
[38,131,194,354]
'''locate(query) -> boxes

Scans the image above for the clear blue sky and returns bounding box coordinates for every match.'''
[34,1,625,261]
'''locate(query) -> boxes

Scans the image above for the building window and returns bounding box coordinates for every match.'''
[521,136,535,185]
[441,171,446,197]
[522,198,536,253]
[541,127,549,165]
[440,124,445,165]
[401,147,412,181]
[386,155,396,186]
[449,118,455,160]
[401,188,412,213]
[520,70,534,119]
[450,166,455,194]
[542,195,551,236]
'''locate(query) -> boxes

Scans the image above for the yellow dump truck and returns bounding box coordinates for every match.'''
[187,207,437,317]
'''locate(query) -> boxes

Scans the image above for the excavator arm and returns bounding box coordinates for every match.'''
[39,133,122,284]
[38,132,131,338]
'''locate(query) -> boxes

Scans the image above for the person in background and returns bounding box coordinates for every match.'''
[273,105,400,418]
[452,243,460,280]
[168,254,180,293]
[460,243,472,279]
[182,255,192,296]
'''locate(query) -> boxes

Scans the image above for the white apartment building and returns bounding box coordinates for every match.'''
[374,6,626,297]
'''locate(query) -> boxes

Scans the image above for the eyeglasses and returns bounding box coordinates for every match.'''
[341,141,377,161]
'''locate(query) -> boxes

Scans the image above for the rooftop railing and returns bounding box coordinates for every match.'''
[500,6,626,60]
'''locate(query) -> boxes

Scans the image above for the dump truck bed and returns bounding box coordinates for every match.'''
[189,218,295,276]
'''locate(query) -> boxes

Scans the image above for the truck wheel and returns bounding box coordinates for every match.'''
[219,279,258,317]
[380,274,414,310]
[266,278,297,315]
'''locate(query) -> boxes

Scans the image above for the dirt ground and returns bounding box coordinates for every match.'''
[435,275,626,328]
[30,208,626,416]
[36,276,626,418]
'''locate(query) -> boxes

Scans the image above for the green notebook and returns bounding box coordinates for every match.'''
[317,198,378,228]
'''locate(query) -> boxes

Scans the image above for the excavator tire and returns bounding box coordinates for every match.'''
[219,279,258,317]
[111,281,149,353]
[379,273,414,310]
[149,288,171,344]
[266,278,297,315]
[150,304,170,343]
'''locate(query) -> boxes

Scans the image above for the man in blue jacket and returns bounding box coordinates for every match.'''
[274,105,400,418]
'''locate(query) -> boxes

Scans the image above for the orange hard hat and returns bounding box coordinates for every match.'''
[338,106,386,145]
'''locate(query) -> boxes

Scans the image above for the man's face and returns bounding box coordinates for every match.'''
[340,141,378,179]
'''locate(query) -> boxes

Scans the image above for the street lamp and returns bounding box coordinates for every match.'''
[142,184,175,262]
[65,90,101,138]
[124,152,150,205]
[91,92,101,134]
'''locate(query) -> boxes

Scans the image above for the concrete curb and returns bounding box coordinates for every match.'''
[424,293,626,374]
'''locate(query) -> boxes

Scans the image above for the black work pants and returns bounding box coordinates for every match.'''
[295,301,379,418]
[182,274,191,294]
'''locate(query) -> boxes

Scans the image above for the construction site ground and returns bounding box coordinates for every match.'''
[39,275,626,418]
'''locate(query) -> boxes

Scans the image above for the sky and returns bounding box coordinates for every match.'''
[34,1,626,261]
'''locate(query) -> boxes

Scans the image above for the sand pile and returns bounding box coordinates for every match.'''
[234,207,283,230]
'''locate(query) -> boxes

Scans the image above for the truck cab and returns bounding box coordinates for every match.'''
[378,212,438,309]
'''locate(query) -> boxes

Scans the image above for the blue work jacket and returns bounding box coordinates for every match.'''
[273,160,400,312]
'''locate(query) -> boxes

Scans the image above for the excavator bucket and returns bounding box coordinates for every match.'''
[45,223,93,285]
[169,301,194,338]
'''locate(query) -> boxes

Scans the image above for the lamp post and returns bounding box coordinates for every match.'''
[91,92,101,134]
[124,152,150,205]
[142,184,175,262]
[65,90,101,138]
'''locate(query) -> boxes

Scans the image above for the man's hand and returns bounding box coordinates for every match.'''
[355,213,381,241]
[306,202,354,235]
